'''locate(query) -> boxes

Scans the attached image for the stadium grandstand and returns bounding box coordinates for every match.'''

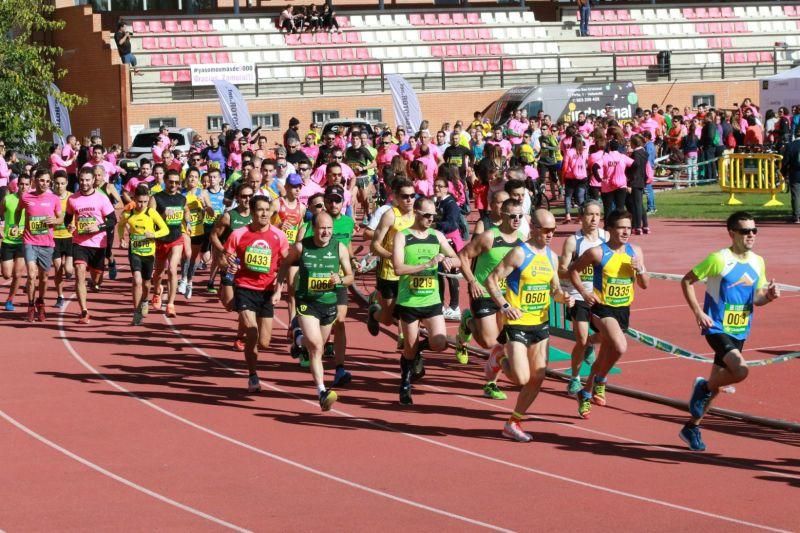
[53,1,800,144]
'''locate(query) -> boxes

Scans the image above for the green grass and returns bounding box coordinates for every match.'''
[649,185,792,220]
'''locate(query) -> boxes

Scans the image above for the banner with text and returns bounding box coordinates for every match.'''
[386,74,422,135]
[212,79,253,130]
[192,63,255,86]
[47,83,72,146]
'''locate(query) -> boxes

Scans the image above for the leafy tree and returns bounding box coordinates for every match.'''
[0,0,85,156]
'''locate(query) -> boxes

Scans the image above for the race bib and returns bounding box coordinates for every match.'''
[308,275,334,292]
[603,276,634,306]
[579,264,594,283]
[189,210,202,226]
[29,216,48,235]
[77,216,96,234]
[164,206,183,226]
[244,245,272,273]
[498,278,508,293]
[130,235,154,255]
[409,274,435,295]
[520,283,549,313]
[204,209,222,225]
[285,225,299,244]
[723,303,751,335]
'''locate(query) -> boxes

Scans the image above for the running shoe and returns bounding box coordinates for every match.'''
[132,310,143,326]
[485,347,502,380]
[298,349,310,369]
[643,227,651,235]
[502,421,533,443]
[177,278,187,295]
[36,302,46,322]
[53,296,64,309]
[577,391,592,419]
[396,334,404,351]
[206,284,218,295]
[151,292,162,311]
[184,282,193,300]
[319,389,338,411]
[108,260,118,280]
[4,300,15,312]
[399,383,413,405]
[289,343,302,359]
[165,304,177,318]
[140,301,149,317]
[233,339,245,352]
[483,382,507,400]
[592,378,607,406]
[679,424,706,452]
[443,306,462,321]
[26,306,35,322]
[77,310,90,325]
[454,345,469,365]
[247,374,261,393]
[567,377,582,396]
[332,367,352,387]
[688,377,712,418]
[324,341,335,358]
[457,309,473,344]
[410,352,425,382]
[366,303,380,336]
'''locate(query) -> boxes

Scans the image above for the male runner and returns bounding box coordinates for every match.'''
[178,167,214,300]
[393,197,460,405]
[568,210,649,419]
[558,200,608,395]
[679,211,780,451]
[485,209,572,441]
[272,173,305,321]
[119,184,169,325]
[473,190,509,235]
[52,172,74,308]
[456,198,524,399]
[223,196,289,392]
[203,168,226,294]
[0,174,29,312]
[279,211,353,410]
[150,169,189,317]
[14,168,64,322]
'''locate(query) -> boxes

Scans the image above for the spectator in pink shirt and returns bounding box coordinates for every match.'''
[639,109,661,140]
[49,143,75,174]
[601,139,634,225]
[561,136,589,223]
[299,133,320,165]
[313,148,355,187]
[81,145,126,180]
[122,159,155,203]
[486,126,513,158]
[587,139,605,200]
[376,132,399,174]
[507,109,527,145]
[414,145,438,182]
[105,144,122,167]
[62,135,79,176]
[408,160,433,197]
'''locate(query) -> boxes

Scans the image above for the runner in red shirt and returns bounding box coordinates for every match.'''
[223,195,289,392]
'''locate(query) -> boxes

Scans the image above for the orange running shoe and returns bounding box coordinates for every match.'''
[36,302,46,322]
[151,292,162,311]
[165,304,177,318]
[233,339,245,352]
[26,306,35,323]
[78,310,91,324]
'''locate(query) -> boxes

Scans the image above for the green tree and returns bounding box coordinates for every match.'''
[0,0,85,156]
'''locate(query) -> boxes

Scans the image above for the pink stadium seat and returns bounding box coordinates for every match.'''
[617,40,629,52]
[461,44,475,56]
[733,22,748,33]
[198,52,215,64]
[591,11,602,22]
[502,59,515,71]
[489,43,502,55]
[182,53,198,65]
[604,10,618,21]
[409,14,424,25]
[166,53,182,65]
[453,13,466,24]
[326,48,340,60]
[682,8,696,19]
[708,7,721,19]
[164,20,180,32]
[197,19,213,32]
[618,10,631,21]
[424,14,437,25]
[132,21,149,33]
[316,32,331,44]
[761,52,773,62]
[721,22,734,34]
[215,52,230,62]
[175,36,190,48]
[472,59,486,71]
[305,65,320,78]
[450,28,464,40]
[707,38,719,48]
[150,54,166,67]
[438,13,453,25]
[467,13,481,24]
[721,7,734,18]
[336,65,350,77]
[445,44,459,56]
[457,61,472,73]
[322,65,335,77]
[696,7,708,18]
[629,40,641,52]
[366,63,381,76]
[734,52,746,63]
[434,29,448,41]
[149,20,164,33]
[331,32,345,44]
[159,70,174,83]
[600,41,613,53]
[207,35,221,47]
[177,70,190,83]
[309,49,324,61]
[721,37,732,47]
[142,37,158,50]
[616,56,628,68]
[336,16,350,28]
[709,22,722,33]
[341,48,355,60]
[181,20,196,32]
[464,28,477,40]
[431,45,444,57]
[294,49,308,61]
[643,55,657,66]
[285,34,300,45]
[346,32,361,44]
[444,61,457,73]
[478,28,491,39]
[301,33,314,45]
[351,64,365,76]
[629,25,642,36]
[746,52,759,63]
[616,25,630,36]
[604,26,617,37]
[786,6,798,16]
[695,23,709,34]
[487,59,501,71]
[475,43,488,55]
[158,37,174,49]
[356,47,370,59]
[190,36,206,48]
[420,29,434,41]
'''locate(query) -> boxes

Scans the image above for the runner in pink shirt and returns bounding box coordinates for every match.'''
[122,159,155,203]
[507,110,528,145]
[300,133,320,164]
[313,157,355,187]
[587,142,605,199]
[66,168,115,323]
[82,145,126,178]
[48,143,75,174]
[61,136,79,176]
[14,168,64,322]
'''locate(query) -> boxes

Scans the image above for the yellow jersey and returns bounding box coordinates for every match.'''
[185,188,205,238]
[592,242,636,307]
[53,194,72,239]
[378,207,415,281]
[125,208,169,257]
[504,243,557,326]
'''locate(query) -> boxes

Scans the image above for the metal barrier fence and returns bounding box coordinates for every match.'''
[718,152,785,206]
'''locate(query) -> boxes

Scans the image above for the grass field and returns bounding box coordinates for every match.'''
[649,184,792,220]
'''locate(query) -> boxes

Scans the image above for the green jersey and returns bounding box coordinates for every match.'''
[397,228,441,307]
[2,194,25,245]
[295,236,340,304]
[473,227,523,297]
[221,208,252,243]
[301,214,355,247]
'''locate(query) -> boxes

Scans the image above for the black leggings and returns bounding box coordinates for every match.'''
[601,187,628,225]
[626,187,648,229]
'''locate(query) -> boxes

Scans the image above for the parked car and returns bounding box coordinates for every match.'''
[124,127,198,166]
[321,119,375,138]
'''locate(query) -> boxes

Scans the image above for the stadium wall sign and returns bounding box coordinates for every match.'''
[190,63,256,87]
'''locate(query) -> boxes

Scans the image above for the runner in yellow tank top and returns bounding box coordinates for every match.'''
[568,210,650,419]
[178,168,214,300]
[486,209,574,442]
[366,178,416,340]
[52,173,74,308]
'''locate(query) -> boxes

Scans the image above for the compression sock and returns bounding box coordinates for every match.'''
[508,411,524,424]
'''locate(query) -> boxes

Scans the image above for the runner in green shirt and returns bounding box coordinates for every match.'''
[0,174,30,311]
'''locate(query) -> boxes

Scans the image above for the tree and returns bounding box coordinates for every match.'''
[0,0,85,157]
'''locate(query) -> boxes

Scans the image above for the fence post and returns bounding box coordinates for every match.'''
[255,65,259,98]
[612,53,617,81]
[720,50,725,79]
[773,46,778,75]
[557,55,562,83]
[500,57,505,88]
[319,63,324,94]
[441,59,446,90]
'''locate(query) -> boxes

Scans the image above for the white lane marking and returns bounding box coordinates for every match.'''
[173,314,793,530]
[55,299,512,532]
[0,410,249,532]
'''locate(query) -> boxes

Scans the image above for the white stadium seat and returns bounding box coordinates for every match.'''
[243,18,258,31]
[503,43,519,55]
[546,42,559,54]
[278,50,292,62]
[212,19,227,32]
[480,13,494,24]
[222,35,237,47]
[364,15,379,27]
[228,19,242,31]
[405,30,418,41]
[349,15,364,27]
[522,12,536,23]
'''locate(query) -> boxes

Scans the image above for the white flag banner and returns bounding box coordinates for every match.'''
[47,83,72,145]
[212,79,252,130]
[386,74,422,135]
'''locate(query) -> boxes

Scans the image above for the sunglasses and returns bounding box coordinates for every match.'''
[400,193,415,200]
[325,196,343,203]
[311,203,324,209]
[239,194,253,199]
[277,163,287,168]
[538,227,557,233]
[418,212,436,219]
[734,227,758,235]
[504,213,523,220]
[299,167,310,171]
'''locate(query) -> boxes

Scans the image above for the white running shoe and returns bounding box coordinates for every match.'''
[177,278,187,295]
[184,282,193,300]
[502,421,533,442]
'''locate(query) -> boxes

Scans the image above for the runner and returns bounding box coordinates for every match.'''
[473,190,508,235]
[0,174,30,312]
[66,167,116,324]
[150,169,189,317]
[51,172,74,308]
[485,209,572,441]
[278,211,353,410]
[223,195,289,393]
[119,184,169,325]
[678,211,780,451]
[393,197,460,405]
[210,185,253,350]
[558,200,608,395]
[456,197,525,399]
[367,178,416,346]
[178,167,214,300]
[203,168,226,295]
[13,168,64,322]
[568,210,650,419]
[271,173,306,321]
[91,165,122,286]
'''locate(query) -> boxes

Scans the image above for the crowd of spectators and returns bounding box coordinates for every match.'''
[278,4,341,34]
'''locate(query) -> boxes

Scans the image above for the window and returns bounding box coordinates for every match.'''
[692,95,715,108]
[207,115,223,131]
[252,113,280,129]
[148,117,176,128]
[356,108,382,122]
[312,110,340,124]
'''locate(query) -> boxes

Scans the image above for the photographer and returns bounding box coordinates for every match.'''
[114,21,142,76]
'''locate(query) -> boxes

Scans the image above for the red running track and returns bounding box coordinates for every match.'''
[0,218,797,531]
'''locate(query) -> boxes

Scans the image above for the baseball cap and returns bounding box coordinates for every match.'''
[324,184,344,200]
[286,173,303,187]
